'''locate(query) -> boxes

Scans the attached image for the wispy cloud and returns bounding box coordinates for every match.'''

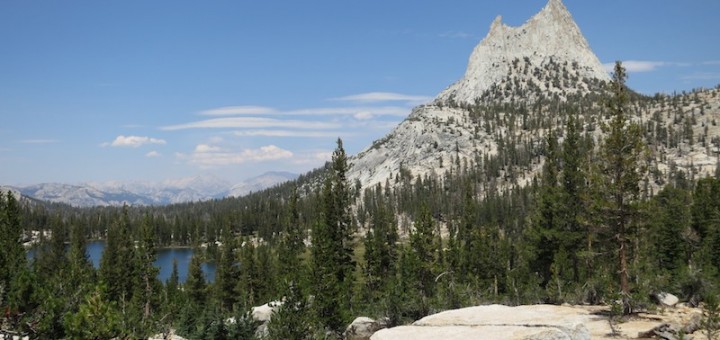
[233,130,347,138]
[177,144,293,167]
[291,150,335,165]
[603,61,667,73]
[702,60,720,66]
[18,139,59,144]
[164,93,417,141]
[145,151,161,158]
[161,117,340,131]
[331,92,431,105]
[102,135,167,148]
[603,60,696,73]
[200,106,277,116]
[286,106,410,117]
[438,31,476,39]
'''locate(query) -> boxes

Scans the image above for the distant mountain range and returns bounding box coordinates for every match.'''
[3,171,298,207]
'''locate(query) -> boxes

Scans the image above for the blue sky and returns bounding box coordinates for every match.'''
[1,0,719,185]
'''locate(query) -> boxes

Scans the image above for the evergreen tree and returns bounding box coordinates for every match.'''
[650,186,691,275]
[267,282,311,339]
[530,130,563,287]
[215,227,239,312]
[311,138,356,333]
[99,206,137,306]
[361,200,398,305]
[0,191,25,306]
[186,252,207,307]
[237,240,259,307]
[129,214,161,337]
[277,186,305,286]
[599,61,647,314]
[408,204,439,315]
[64,287,123,340]
[559,112,586,282]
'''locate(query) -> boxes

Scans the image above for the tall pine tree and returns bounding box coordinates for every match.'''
[311,138,355,334]
[599,61,646,314]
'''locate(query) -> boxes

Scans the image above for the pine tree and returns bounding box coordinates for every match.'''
[559,112,586,282]
[361,201,398,304]
[530,130,563,287]
[311,138,356,334]
[186,252,207,307]
[0,191,25,305]
[64,287,123,340]
[99,206,137,306]
[650,186,691,274]
[130,214,161,336]
[409,204,438,315]
[237,240,259,307]
[215,226,239,312]
[599,61,647,314]
[277,186,305,286]
[267,282,311,339]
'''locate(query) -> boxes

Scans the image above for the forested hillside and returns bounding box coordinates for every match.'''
[2,63,720,338]
[4,0,720,336]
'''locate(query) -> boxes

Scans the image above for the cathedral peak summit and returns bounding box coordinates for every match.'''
[436,0,610,105]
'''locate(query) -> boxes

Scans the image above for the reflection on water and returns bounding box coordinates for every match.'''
[29,241,216,283]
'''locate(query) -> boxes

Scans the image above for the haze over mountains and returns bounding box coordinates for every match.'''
[4,171,297,207]
[5,0,720,209]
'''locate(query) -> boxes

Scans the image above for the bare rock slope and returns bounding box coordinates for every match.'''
[371,304,704,340]
[436,0,609,106]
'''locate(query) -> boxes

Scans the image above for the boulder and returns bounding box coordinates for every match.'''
[344,317,389,340]
[371,304,591,340]
[251,300,283,323]
[655,292,679,307]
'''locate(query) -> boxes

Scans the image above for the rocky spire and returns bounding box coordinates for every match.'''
[436,0,609,105]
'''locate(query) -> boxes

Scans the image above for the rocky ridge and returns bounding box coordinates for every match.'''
[347,0,720,192]
[436,0,609,106]
[4,171,298,207]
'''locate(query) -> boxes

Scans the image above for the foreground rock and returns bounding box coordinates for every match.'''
[371,304,704,340]
[371,304,591,340]
[655,292,680,307]
[344,317,389,340]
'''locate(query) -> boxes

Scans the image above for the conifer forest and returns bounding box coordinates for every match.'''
[2,63,720,339]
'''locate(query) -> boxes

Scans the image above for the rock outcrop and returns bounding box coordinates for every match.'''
[370,304,706,340]
[435,0,609,106]
[371,304,591,340]
[347,0,720,193]
[344,317,389,340]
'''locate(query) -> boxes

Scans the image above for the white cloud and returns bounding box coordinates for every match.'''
[145,151,161,158]
[104,135,167,148]
[161,117,340,131]
[233,130,345,138]
[314,151,334,161]
[703,60,720,66]
[178,144,293,167]
[286,106,410,117]
[199,106,277,116]
[290,150,335,165]
[603,61,667,73]
[354,111,374,120]
[331,92,432,105]
[194,144,221,153]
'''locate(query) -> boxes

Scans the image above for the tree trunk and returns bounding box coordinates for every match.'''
[619,220,630,314]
